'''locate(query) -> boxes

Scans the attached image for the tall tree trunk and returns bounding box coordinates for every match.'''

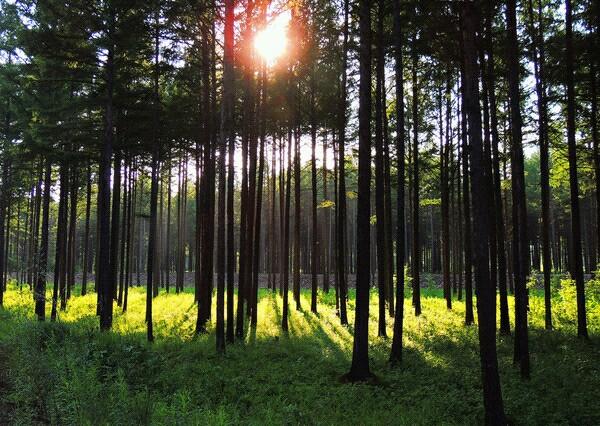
[98,15,115,330]
[526,0,552,330]
[485,0,510,335]
[310,79,318,313]
[82,162,92,296]
[441,77,452,311]
[251,71,266,327]
[411,39,421,316]
[282,132,292,332]
[348,0,373,381]
[375,0,387,336]
[565,0,588,339]
[29,162,43,290]
[110,151,122,301]
[226,77,236,343]
[118,159,128,305]
[165,159,172,292]
[337,0,349,326]
[322,133,330,294]
[390,0,406,364]
[66,166,78,302]
[123,163,135,312]
[146,10,161,342]
[460,4,506,422]
[460,65,474,325]
[215,0,232,353]
[197,20,216,333]
[295,129,303,311]
[591,1,600,270]
[237,103,249,339]
[383,87,394,317]
[35,161,52,320]
[506,0,531,376]
[269,140,277,292]
[51,161,68,321]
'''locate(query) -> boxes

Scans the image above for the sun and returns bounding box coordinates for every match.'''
[254,12,290,65]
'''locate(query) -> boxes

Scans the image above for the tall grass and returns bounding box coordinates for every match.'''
[0,282,598,424]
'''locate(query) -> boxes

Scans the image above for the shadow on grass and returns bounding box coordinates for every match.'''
[1,286,599,424]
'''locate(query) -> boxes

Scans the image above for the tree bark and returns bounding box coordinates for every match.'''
[506,0,531,376]
[348,0,373,381]
[390,0,406,364]
[82,162,92,296]
[460,4,506,422]
[35,161,52,320]
[411,39,421,316]
[375,0,387,336]
[337,0,349,326]
[485,0,510,335]
[565,0,588,339]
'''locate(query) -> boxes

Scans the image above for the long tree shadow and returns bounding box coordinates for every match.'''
[270,291,283,338]
[299,309,349,365]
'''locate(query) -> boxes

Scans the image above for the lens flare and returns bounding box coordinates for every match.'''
[254,13,289,65]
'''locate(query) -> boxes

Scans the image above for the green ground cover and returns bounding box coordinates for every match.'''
[0,284,598,425]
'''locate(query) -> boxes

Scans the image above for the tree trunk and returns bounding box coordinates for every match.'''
[295,128,303,311]
[348,0,373,381]
[411,39,421,316]
[506,0,531,376]
[110,151,122,301]
[82,162,92,296]
[282,132,292,332]
[66,166,78,302]
[51,161,68,321]
[460,4,506,422]
[337,0,349,326]
[251,58,267,327]
[98,16,115,330]
[390,0,406,364]
[310,79,318,313]
[460,64,474,325]
[526,0,552,330]
[375,0,387,336]
[565,0,588,339]
[485,0,510,335]
[441,77,452,311]
[35,161,52,320]
[322,133,330,294]
[118,159,128,305]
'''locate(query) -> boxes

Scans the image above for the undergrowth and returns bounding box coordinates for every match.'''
[0,282,598,425]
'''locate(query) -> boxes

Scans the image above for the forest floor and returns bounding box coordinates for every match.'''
[0,284,599,425]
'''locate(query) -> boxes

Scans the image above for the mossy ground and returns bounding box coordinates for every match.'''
[0,283,598,425]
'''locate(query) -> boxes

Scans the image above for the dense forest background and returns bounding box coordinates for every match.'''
[0,0,599,423]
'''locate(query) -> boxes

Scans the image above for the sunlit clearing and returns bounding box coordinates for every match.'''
[254,12,289,65]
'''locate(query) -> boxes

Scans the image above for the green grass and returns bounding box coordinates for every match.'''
[0,283,598,425]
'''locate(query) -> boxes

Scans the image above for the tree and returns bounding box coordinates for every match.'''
[506,0,530,378]
[146,4,161,343]
[390,0,406,365]
[526,0,552,330]
[34,161,52,321]
[411,36,422,317]
[97,3,116,332]
[565,0,588,339]
[460,54,474,326]
[347,0,373,382]
[337,0,349,326]
[374,0,387,336]
[460,3,506,422]
[215,0,232,353]
[310,74,318,314]
[484,0,510,335]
